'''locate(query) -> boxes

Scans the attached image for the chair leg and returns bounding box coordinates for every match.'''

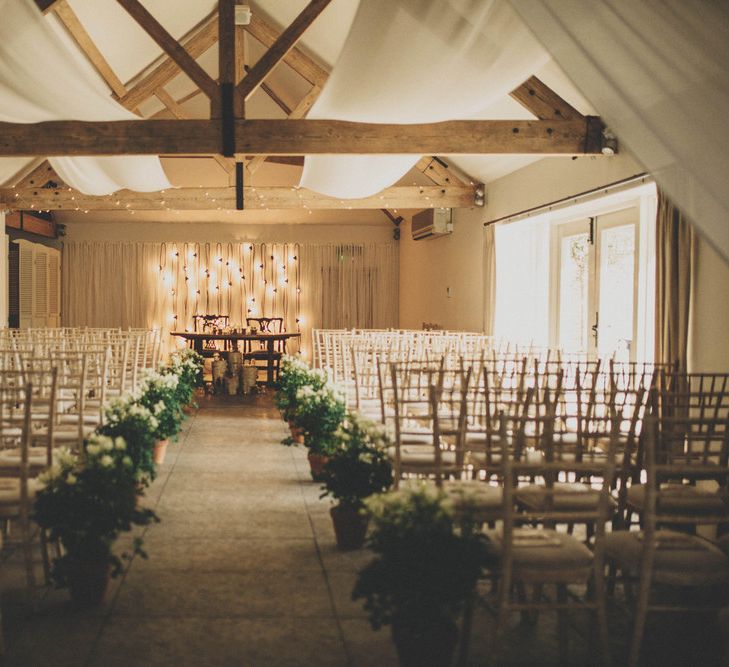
[486,573,510,667]
[557,584,569,663]
[627,573,651,667]
[592,570,611,667]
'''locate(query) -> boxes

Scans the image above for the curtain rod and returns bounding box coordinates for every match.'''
[483,172,651,227]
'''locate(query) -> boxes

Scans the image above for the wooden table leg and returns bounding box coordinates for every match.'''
[266,338,275,386]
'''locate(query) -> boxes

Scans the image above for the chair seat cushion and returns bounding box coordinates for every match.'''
[0,446,52,469]
[483,527,594,580]
[443,480,503,519]
[398,431,434,445]
[627,483,729,517]
[604,529,729,585]
[387,445,457,468]
[516,482,617,512]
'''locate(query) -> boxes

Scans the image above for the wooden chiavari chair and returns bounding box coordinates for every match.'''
[604,414,729,667]
[484,392,619,666]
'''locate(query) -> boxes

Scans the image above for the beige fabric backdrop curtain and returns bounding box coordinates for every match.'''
[483,225,497,337]
[62,241,398,360]
[655,191,695,371]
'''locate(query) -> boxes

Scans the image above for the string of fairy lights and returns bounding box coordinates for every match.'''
[157,242,302,344]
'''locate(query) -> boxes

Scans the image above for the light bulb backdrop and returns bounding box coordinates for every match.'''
[61,241,399,360]
[157,241,302,340]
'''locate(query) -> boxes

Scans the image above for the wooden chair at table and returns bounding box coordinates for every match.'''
[243,316,285,383]
[483,391,619,667]
[604,413,729,667]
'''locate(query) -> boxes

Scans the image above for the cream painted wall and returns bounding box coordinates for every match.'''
[690,235,729,372]
[64,221,394,245]
[399,207,485,331]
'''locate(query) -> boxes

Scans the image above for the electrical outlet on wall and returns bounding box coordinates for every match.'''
[446,286,453,299]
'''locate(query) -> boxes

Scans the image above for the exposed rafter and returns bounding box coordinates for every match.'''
[0,185,478,211]
[52,1,128,99]
[116,0,220,107]
[118,13,219,110]
[510,76,584,121]
[237,0,331,102]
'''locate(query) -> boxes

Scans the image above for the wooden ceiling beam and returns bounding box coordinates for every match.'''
[0,118,604,157]
[237,0,331,102]
[117,0,220,106]
[52,1,128,99]
[243,12,328,88]
[13,161,61,189]
[1,185,478,211]
[510,76,583,121]
[118,12,219,110]
[415,157,470,188]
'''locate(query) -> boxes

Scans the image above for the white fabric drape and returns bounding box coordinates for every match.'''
[509,0,729,263]
[62,241,398,361]
[299,0,548,199]
[0,0,171,196]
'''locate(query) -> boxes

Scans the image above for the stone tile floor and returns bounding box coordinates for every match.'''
[0,393,726,665]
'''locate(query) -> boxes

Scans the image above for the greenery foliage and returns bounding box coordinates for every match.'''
[98,397,159,482]
[274,355,326,422]
[161,348,204,407]
[352,484,490,632]
[320,412,393,510]
[289,383,347,455]
[33,435,159,587]
[137,370,183,441]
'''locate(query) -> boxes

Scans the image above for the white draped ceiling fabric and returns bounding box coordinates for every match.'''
[509,0,729,263]
[0,0,170,195]
[62,241,398,359]
[299,0,548,199]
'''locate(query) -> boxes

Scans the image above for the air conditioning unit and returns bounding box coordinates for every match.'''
[411,208,453,240]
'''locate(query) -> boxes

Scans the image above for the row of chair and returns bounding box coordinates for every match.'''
[313,335,728,665]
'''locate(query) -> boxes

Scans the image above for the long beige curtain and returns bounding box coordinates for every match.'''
[62,241,398,360]
[483,224,497,337]
[655,191,695,371]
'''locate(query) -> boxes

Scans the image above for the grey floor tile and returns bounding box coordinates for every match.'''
[113,569,335,618]
[89,616,347,667]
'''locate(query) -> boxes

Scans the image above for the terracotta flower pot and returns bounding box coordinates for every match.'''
[391,617,458,667]
[330,504,369,550]
[307,452,330,481]
[182,403,196,415]
[154,439,169,464]
[68,557,111,608]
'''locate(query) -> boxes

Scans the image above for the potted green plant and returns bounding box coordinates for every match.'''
[286,383,346,480]
[275,355,326,441]
[320,412,393,550]
[138,370,184,464]
[33,435,158,607]
[163,348,204,414]
[98,396,159,483]
[353,484,490,667]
